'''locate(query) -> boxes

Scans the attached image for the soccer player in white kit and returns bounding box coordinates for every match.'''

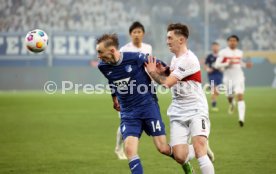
[145,23,215,174]
[215,35,252,127]
[114,21,152,160]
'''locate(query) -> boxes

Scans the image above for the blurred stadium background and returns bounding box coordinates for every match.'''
[0,0,276,89]
[0,0,276,174]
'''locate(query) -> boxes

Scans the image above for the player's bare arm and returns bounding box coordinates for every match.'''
[145,56,177,88]
[156,62,171,76]
[204,64,213,73]
[112,95,120,111]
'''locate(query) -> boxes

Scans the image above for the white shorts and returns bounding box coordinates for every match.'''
[170,116,210,146]
[223,77,245,96]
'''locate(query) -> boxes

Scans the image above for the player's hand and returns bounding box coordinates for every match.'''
[112,96,120,111]
[156,62,167,75]
[144,56,157,73]
[113,101,120,111]
[113,103,120,111]
[228,59,233,65]
[206,67,213,73]
[246,62,253,69]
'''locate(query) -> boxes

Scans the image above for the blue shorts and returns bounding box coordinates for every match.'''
[208,73,223,86]
[120,102,166,140]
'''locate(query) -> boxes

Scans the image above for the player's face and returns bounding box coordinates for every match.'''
[96,42,116,64]
[130,28,144,45]
[166,31,182,53]
[212,44,220,54]
[228,38,238,49]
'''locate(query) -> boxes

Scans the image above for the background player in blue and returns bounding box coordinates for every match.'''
[96,33,173,174]
[204,42,223,112]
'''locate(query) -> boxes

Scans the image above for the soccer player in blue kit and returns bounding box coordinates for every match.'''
[97,33,173,174]
[204,42,223,112]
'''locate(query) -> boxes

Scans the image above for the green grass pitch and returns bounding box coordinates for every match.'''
[0,88,276,174]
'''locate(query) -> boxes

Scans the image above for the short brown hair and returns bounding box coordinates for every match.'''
[129,21,145,34]
[227,35,239,42]
[96,33,119,49]
[167,23,189,38]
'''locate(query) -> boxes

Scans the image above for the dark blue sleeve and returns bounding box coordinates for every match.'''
[136,52,167,67]
[98,65,116,97]
[98,64,107,78]
[98,64,103,74]
[205,55,211,65]
[136,52,148,66]
[108,80,116,97]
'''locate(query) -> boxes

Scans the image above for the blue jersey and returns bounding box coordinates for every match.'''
[205,53,222,75]
[98,52,157,111]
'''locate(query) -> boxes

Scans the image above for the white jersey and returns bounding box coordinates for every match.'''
[215,47,246,94]
[168,50,209,121]
[215,47,245,82]
[120,42,152,55]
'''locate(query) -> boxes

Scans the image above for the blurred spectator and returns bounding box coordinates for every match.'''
[0,0,275,60]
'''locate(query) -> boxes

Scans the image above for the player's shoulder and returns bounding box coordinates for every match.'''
[178,50,199,65]
[141,43,152,49]
[97,61,109,72]
[218,47,230,56]
[206,53,213,60]
[236,48,243,55]
[122,51,146,62]
[98,60,106,67]
[119,42,132,52]
[122,51,140,57]
[219,47,229,53]
[185,50,198,61]
[142,43,152,54]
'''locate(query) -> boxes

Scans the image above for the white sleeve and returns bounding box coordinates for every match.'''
[119,45,126,52]
[214,50,230,69]
[148,45,152,55]
[239,51,246,68]
[171,59,199,80]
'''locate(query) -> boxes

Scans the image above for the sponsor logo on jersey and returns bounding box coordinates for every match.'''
[178,67,185,72]
[113,77,130,90]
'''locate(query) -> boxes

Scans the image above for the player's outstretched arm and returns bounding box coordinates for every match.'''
[214,51,231,69]
[156,62,171,76]
[145,56,178,88]
[112,95,120,111]
[214,56,230,69]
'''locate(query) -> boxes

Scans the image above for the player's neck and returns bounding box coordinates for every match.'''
[229,46,237,50]
[114,51,122,64]
[133,42,142,48]
[175,46,188,58]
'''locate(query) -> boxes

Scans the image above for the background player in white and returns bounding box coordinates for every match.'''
[120,21,152,54]
[114,21,152,160]
[145,23,215,174]
[215,35,252,127]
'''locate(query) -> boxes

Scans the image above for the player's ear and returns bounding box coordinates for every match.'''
[179,36,184,44]
[110,47,115,53]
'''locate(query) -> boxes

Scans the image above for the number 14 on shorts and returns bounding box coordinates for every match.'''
[151,120,162,132]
